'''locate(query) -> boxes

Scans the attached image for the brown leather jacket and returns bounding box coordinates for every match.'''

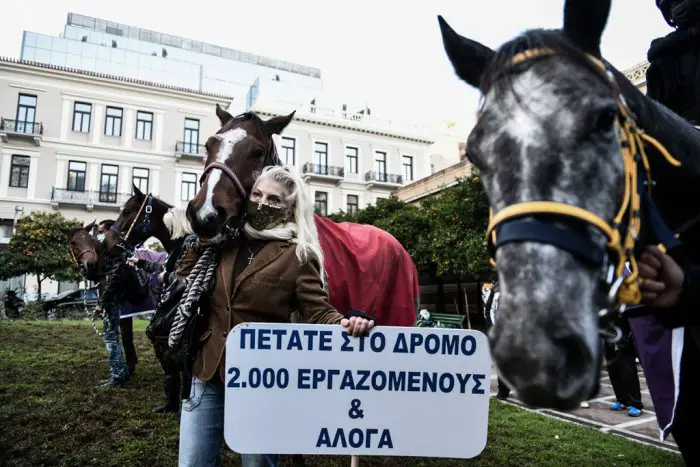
[176,239,344,382]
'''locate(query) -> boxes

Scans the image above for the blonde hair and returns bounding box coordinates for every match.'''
[163,207,194,239]
[244,165,324,269]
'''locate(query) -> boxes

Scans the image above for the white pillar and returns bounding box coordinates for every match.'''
[60,99,70,139]
[88,163,99,191]
[151,169,160,197]
[0,154,11,197]
[91,104,104,145]
[120,166,131,194]
[55,160,66,187]
[123,109,134,149]
[27,154,39,199]
[154,112,164,152]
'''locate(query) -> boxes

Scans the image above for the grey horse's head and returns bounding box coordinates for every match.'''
[438,0,626,409]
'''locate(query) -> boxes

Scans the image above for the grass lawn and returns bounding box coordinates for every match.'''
[0,320,683,466]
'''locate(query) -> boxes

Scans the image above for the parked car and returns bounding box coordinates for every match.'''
[42,288,99,319]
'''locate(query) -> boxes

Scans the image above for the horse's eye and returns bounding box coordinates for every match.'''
[595,107,617,132]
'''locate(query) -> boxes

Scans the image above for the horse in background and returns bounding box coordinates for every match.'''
[66,222,165,375]
[185,106,420,326]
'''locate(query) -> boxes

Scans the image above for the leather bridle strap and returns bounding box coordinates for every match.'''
[200,162,247,199]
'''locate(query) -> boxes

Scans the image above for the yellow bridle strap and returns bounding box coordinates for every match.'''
[123,193,151,243]
[487,202,616,242]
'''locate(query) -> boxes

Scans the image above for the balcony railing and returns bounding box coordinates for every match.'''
[302,163,344,177]
[0,118,43,145]
[175,141,206,159]
[51,188,131,210]
[365,171,403,185]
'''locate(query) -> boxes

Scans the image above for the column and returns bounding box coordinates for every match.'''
[124,109,135,149]
[55,160,66,187]
[26,154,39,199]
[151,169,160,197]
[174,171,181,207]
[91,104,103,145]
[154,112,164,152]
[120,166,131,194]
[59,99,71,139]
[0,154,11,197]
[88,162,99,191]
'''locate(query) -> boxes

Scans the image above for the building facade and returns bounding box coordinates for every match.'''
[21,13,323,100]
[237,79,435,214]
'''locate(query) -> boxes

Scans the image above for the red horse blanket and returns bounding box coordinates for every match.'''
[314,214,419,327]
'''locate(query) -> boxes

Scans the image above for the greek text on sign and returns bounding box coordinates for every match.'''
[223,323,491,458]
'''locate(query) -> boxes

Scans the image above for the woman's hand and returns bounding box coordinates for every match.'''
[341,316,375,337]
[157,271,166,283]
[126,256,138,268]
[638,245,685,308]
[94,305,103,316]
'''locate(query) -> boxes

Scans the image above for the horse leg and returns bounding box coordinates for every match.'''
[120,317,138,375]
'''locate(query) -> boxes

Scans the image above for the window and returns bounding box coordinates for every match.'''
[9,156,30,188]
[314,191,328,216]
[183,118,200,154]
[15,94,37,133]
[346,195,358,215]
[99,164,119,203]
[314,142,328,174]
[67,161,86,191]
[132,167,149,193]
[375,151,387,181]
[402,155,414,182]
[104,106,123,137]
[181,172,197,201]
[345,147,358,174]
[72,102,92,133]
[281,137,296,165]
[135,111,153,140]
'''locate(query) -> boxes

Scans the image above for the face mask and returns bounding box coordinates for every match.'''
[96,234,105,242]
[246,200,289,231]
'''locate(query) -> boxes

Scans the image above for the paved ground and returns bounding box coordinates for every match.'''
[490,364,680,454]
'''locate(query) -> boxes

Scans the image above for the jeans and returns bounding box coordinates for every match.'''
[179,376,279,467]
[604,320,643,410]
[102,302,129,381]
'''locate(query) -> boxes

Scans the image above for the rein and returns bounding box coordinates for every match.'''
[483,48,682,327]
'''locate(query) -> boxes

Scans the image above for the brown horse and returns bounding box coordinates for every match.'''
[66,223,138,375]
[186,106,292,240]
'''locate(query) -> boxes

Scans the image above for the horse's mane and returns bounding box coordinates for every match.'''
[163,207,193,240]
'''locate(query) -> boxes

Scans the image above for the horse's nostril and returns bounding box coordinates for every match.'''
[215,206,227,222]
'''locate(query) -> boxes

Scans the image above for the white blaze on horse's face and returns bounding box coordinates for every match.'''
[197,127,248,223]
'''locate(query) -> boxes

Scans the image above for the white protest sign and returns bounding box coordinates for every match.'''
[223,323,491,459]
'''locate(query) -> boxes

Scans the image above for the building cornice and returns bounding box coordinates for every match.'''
[623,61,649,86]
[254,108,435,145]
[0,56,232,102]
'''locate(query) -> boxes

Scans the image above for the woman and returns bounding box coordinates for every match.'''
[177,166,375,467]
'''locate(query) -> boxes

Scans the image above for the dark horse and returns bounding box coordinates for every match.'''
[437,0,700,419]
[66,222,149,374]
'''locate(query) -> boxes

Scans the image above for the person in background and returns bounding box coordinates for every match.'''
[604,315,644,417]
[93,218,132,388]
[175,166,375,467]
[482,280,511,400]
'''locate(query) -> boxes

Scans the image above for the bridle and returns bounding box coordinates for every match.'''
[482,48,683,330]
[197,127,282,239]
[110,192,155,253]
[69,234,99,268]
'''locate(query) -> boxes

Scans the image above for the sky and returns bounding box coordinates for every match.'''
[0,0,673,130]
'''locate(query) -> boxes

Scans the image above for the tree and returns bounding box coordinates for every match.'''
[421,167,491,279]
[0,211,83,302]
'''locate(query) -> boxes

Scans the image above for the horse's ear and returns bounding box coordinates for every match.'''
[84,220,96,232]
[133,183,144,197]
[216,103,234,127]
[438,15,495,89]
[562,0,611,56]
[264,111,295,135]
